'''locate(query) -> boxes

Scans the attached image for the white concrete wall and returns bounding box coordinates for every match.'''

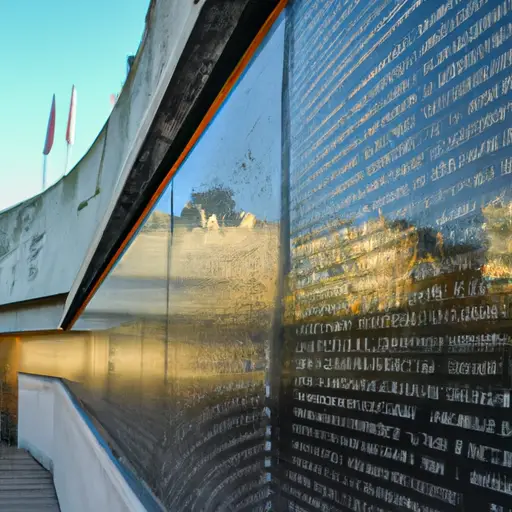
[18,373,161,512]
[18,374,55,471]
[0,0,206,312]
[0,298,65,333]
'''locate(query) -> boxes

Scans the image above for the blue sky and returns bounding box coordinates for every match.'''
[0,0,149,212]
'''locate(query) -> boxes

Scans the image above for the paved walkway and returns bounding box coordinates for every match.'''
[0,446,59,511]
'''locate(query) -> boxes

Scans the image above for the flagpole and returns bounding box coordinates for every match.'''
[42,156,47,191]
[65,85,77,176]
[64,144,72,175]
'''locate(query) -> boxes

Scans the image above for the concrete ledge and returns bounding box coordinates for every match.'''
[18,373,163,512]
[0,294,66,334]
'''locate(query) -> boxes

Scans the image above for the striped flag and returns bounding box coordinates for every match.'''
[43,95,56,155]
[66,85,77,146]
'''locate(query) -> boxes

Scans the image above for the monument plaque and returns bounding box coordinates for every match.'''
[278,0,512,510]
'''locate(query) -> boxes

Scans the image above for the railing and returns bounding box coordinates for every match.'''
[18,373,164,512]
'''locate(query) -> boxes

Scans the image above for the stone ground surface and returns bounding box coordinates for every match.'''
[0,446,59,511]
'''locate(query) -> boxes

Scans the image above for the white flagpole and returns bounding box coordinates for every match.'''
[42,155,47,191]
[65,85,77,176]
[64,144,72,175]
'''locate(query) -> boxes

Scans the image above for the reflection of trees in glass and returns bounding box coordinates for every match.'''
[191,186,237,224]
[142,186,245,232]
[164,183,279,357]
[179,202,204,229]
[179,185,260,229]
[180,186,239,229]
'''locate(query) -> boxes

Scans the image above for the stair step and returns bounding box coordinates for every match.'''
[0,470,52,479]
[0,480,54,489]
[0,447,59,510]
[0,488,55,498]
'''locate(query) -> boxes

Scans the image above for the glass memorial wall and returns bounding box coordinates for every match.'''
[279,0,512,511]
[5,1,512,511]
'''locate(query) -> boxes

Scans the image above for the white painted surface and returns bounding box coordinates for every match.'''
[0,0,205,313]
[18,374,54,472]
[18,373,153,512]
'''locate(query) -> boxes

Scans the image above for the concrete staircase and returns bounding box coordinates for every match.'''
[0,446,59,511]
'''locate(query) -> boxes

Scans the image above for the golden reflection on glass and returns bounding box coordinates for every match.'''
[285,206,512,331]
[288,215,420,322]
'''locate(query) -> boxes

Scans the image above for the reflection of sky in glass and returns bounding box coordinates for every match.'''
[154,185,171,213]
[156,15,285,222]
[286,0,512,251]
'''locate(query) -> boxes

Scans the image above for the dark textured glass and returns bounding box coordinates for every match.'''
[278,1,512,511]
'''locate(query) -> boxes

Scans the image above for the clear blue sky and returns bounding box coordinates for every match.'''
[0,0,150,212]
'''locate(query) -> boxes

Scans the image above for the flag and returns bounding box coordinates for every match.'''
[43,95,56,155]
[66,85,77,146]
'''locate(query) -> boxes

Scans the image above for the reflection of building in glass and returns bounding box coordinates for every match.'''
[482,201,512,280]
[287,197,512,325]
[288,215,429,321]
[89,204,278,325]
